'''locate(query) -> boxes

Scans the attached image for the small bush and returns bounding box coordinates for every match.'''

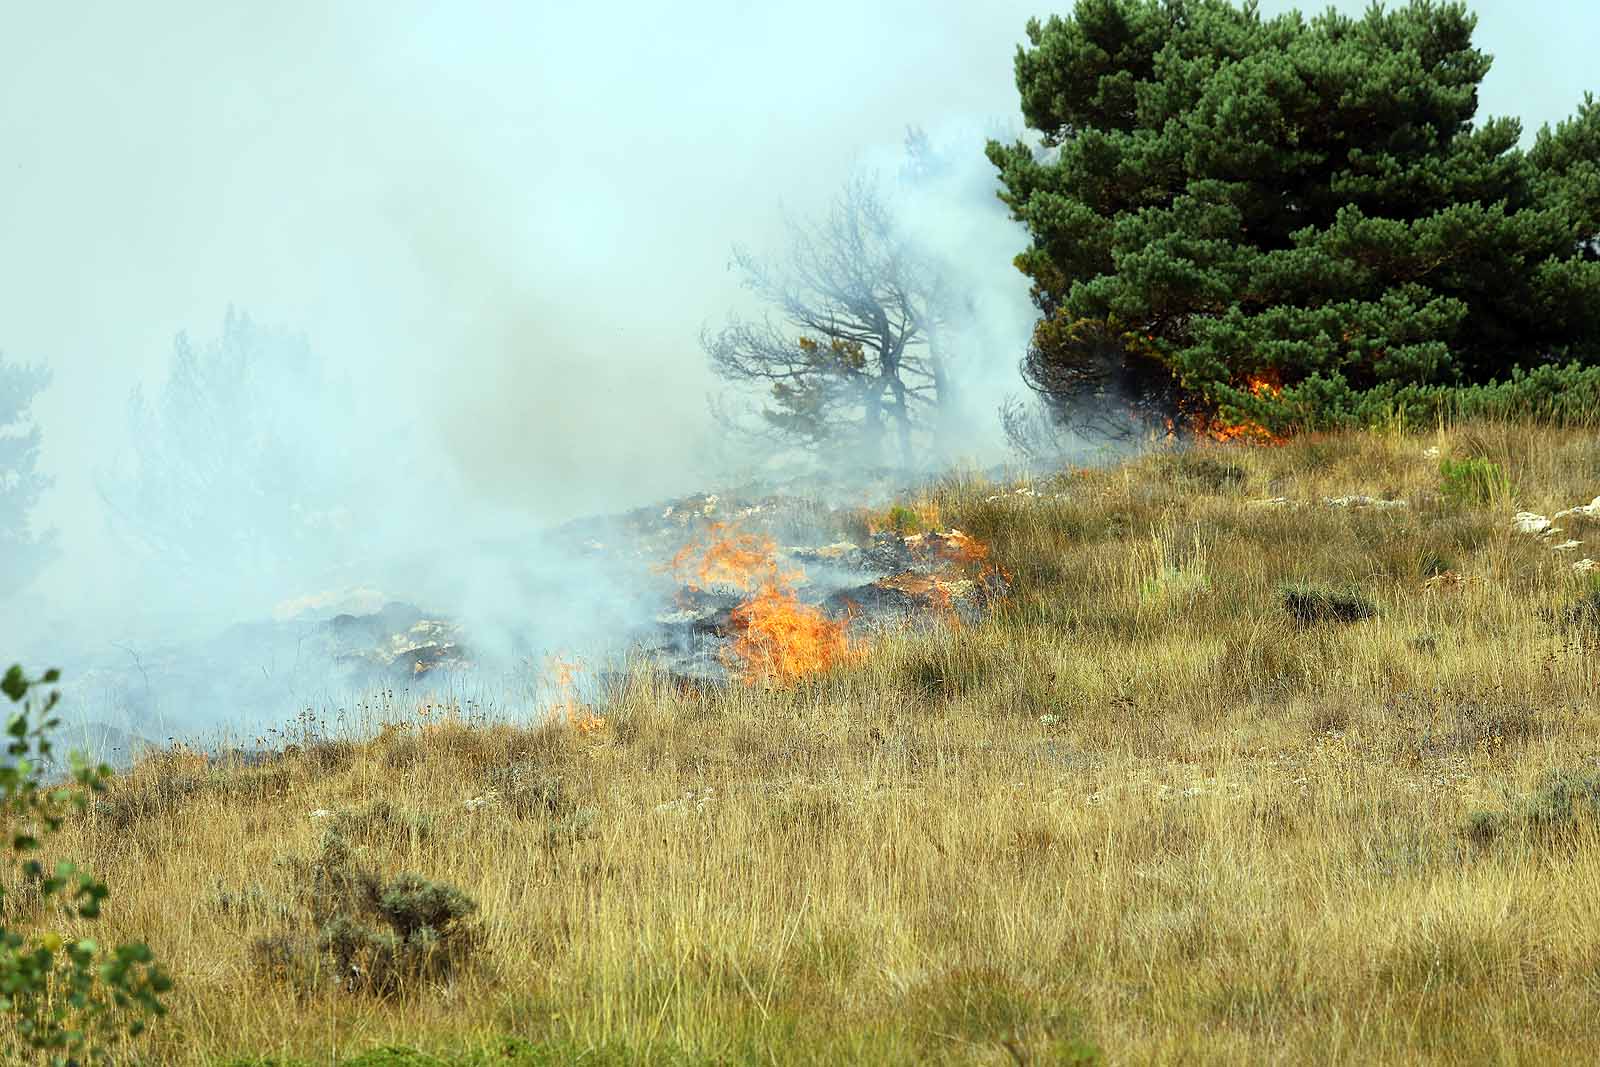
[885,505,924,535]
[319,869,480,996]
[482,762,571,821]
[897,642,998,702]
[1556,582,1600,631]
[91,744,214,830]
[256,829,482,996]
[1171,455,1247,493]
[1465,769,1600,848]
[1282,584,1376,625]
[1139,565,1211,609]
[1439,456,1511,506]
[331,800,433,850]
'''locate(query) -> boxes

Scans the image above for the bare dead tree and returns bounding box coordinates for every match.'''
[703,176,955,469]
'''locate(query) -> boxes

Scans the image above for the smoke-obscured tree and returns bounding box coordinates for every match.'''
[97,309,360,612]
[704,176,958,469]
[0,356,56,593]
[986,0,1600,436]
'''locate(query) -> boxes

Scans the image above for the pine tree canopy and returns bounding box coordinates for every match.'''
[986,0,1600,435]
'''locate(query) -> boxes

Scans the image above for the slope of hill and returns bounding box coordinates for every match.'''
[24,422,1600,1065]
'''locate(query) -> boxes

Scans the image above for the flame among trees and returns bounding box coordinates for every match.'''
[988,2,1600,442]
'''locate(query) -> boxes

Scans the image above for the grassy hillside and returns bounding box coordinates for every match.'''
[27,422,1600,1065]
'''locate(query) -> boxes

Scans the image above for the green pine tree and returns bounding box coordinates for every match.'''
[986,0,1600,436]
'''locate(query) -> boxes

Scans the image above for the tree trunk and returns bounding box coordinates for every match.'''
[860,376,887,464]
[929,347,952,459]
[887,374,913,468]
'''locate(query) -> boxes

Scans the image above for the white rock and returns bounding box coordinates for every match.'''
[1422,446,1442,459]
[310,809,334,820]
[1553,540,1584,552]
[1574,558,1600,574]
[1513,512,1553,535]
[1554,496,1600,521]
[272,586,390,622]
[1326,495,1408,509]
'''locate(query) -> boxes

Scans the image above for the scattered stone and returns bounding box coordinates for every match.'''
[984,486,1044,503]
[1513,512,1554,535]
[1554,496,1600,521]
[786,542,862,565]
[653,787,716,817]
[659,493,720,525]
[1574,559,1600,575]
[1326,495,1408,510]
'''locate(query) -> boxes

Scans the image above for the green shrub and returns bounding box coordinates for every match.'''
[1439,456,1512,507]
[331,800,433,850]
[885,505,923,535]
[481,762,571,821]
[1261,364,1600,435]
[1170,455,1247,493]
[0,665,171,1063]
[255,829,482,996]
[1139,565,1212,609]
[1555,581,1600,631]
[1465,769,1600,848]
[1281,584,1376,626]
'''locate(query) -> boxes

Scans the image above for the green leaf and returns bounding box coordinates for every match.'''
[2,665,26,702]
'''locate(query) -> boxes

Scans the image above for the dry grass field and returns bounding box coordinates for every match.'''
[24,422,1600,1065]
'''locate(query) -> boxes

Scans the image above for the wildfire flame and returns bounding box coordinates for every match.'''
[546,654,606,734]
[1178,370,1289,445]
[917,529,990,567]
[668,522,797,592]
[670,523,855,685]
[727,581,856,684]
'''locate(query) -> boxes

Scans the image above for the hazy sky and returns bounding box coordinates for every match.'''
[1,0,1593,593]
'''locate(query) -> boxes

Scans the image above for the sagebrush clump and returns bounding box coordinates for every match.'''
[253,828,482,997]
[1281,583,1377,625]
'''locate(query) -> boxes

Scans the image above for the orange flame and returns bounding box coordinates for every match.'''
[919,529,990,567]
[546,654,606,734]
[725,580,855,684]
[671,524,855,684]
[1192,371,1288,445]
[667,522,798,592]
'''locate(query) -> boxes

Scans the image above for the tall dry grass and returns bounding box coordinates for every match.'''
[25,421,1600,1064]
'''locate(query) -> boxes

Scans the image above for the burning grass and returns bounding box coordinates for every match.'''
[29,420,1600,1064]
[667,522,862,684]
[725,582,855,684]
